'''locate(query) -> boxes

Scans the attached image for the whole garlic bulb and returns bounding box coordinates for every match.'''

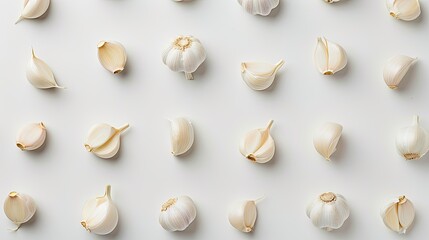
[84,123,129,159]
[383,55,417,89]
[387,0,421,21]
[396,115,429,160]
[97,41,127,74]
[228,198,261,232]
[159,196,196,231]
[314,37,347,75]
[170,118,194,156]
[324,0,340,3]
[3,191,37,231]
[16,122,46,151]
[241,60,285,91]
[239,120,275,163]
[15,0,50,24]
[306,192,350,231]
[81,185,118,235]
[162,36,206,80]
[381,195,415,234]
[313,122,343,160]
[237,0,279,16]
[27,49,63,89]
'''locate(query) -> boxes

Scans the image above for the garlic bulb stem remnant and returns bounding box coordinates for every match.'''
[237,0,280,16]
[241,60,285,90]
[387,0,421,21]
[170,118,194,156]
[396,115,429,160]
[383,55,417,89]
[381,195,415,234]
[314,37,347,75]
[3,191,37,231]
[84,123,129,159]
[97,41,127,74]
[313,122,343,160]
[16,122,47,151]
[15,0,51,24]
[228,197,263,232]
[27,49,63,89]
[159,196,197,231]
[239,120,275,163]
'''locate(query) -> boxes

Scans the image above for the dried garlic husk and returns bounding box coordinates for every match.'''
[381,195,415,234]
[97,41,127,74]
[396,115,429,160]
[3,191,37,231]
[239,120,275,163]
[159,196,196,231]
[84,123,129,159]
[16,122,46,151]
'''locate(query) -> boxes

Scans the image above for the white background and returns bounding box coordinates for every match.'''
[0,0,428,239]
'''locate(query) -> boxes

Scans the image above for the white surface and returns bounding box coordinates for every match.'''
[0,0,428,239]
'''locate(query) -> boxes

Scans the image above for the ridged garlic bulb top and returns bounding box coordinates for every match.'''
[237,0,280,16]
[159,196,197,231]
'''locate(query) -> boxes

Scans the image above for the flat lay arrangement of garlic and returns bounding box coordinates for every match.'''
[170,117,194,156]
[97,41,127,74]
[239,120,275,163]
[15,0,50,24]
[84,123,129,159]
[159,196,197,231]
[162,35,206,80]
[27,49,63,89]
[81,185,118,235]
[237,0,279,16]
[241,60,285,91]
[3,191,37,231]
[16,122,47,151]
[306,192,350,231]
[314,37,347,75]
[381,195,415,234]
[383,55,417,89]
[387,0,421,21]
[396,115,429,160]
[313,122,343,160]
[228,198,262,233]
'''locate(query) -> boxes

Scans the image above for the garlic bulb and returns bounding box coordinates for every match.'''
[239,120,275,163]
[383,55,417,89]
[170,117,194,156]
[387,0,421,21]
[314,37,347,75]
[306,192,350,231]
[81,185,118,235]
[396,115,429,160]
[84,123,129,159]
[162,35,206,80]
[381,195,415,234]
[313,122,343,160]
[97,41,127,74]
[15,0,50,24]
[27,49,63,89]
[16,122,46,151]
[324,0,340,3]
[3,191,36,231]
[159,196,196,231]
[237,0,280,16]
[241,60,285,91]
[228,199,261,232]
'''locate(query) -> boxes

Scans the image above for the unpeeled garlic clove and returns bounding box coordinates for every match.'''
[228,198,262,232]
[170,117,194,156]
[381,195,415,234]
[3,191,37,231]
[237,0,280,16]
[239,120,275,163]
[97,41,127,74]
[84,123,129,159]
[313,122,343,160]
[383,55,417,89]
[15,0,50,24]
[387,0,421,21]
[81,185,118,235]
[16,122,46,151]
[396,115,429,160]
[324,0,340,3]
[241,60,285,90]
[314,37,347,75]
[26,49,63,89]
[159,196,197,231]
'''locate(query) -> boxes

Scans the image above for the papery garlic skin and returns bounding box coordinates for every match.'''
[228,199,258,232]
[4,191,36,230]
[239,120,275,163]
[84,123,129,159]
[27,49,63,89]
[381,195,415,234]
[387,0,421,21]
[81,185,118,235]
[396,115,429,160]
[313,122,342,160]
[383,55,417,89]
[16,122,46,151]
[314,37,347,75]
[237,0,280,16]
[170,118,194,156]
[16,0,50,24]
[97,41,127,74]
[159,196,196,231]
[241,60,285,91]
[162,36,206,80]
[306,192,350,231]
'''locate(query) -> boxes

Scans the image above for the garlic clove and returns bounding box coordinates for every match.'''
[3,191,37,231]
[314,37,347,75]
[313,122,343,160]
[324,0,340,3]
[383,55,417,89]
[26,49,63,89]
[97,41,127,74]
[241,60,285,91]
[239,120,275,163]
[381,195,415,234]
[159,196,197,231]
[387,0,421,21]
[16,0,50,24]
[84,123,129,159]
[382,200,401,232]
[16,122,46,151]
[228,199,258,232]
[170,118,194,156]
[398,197,415,233]
[237,0,280,16]
[396,115,429,160]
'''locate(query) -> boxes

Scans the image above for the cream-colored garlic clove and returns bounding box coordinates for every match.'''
[81,185,118,235]
[84,123,129,159]
[170,117,194,156]
[241,60,285,91]
[16,122,46,151]
[97,41,127,74]
[324,0,340,3]
[381,195,415,234]
[15,0,50,24]
[239,120,275,163]
[26,49,63,89]
[237,0,280,16]
[396,115,429,160]
[314,37,347,75]
[383,55,417,89]
[387,0,421,21]
[306,192,350,231]
[3,191,37,231]
[228,198,262,232]
[313,122,343,160]
[159,196,197,231]
[162,35,206,80]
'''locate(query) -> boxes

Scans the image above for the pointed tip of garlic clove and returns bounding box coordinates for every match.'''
[15,16,24,24]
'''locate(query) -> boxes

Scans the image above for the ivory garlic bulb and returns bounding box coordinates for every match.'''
[383,55,417,89]
[396,115,429,160]
[387,0,421,21]
[228,199,260,232]
[239,120,275,163]
[15,0,50,24]
[3,191,36,230]
[314,37,347,75]
[97,41,127,74]
[27,49,63,89]
[324,0,340,3]
[159,196,197,231]
[16,122,46,151]
[241,60,285,91]
[84,123,129,159]
[381,195,415,234]
[313,122,343,160]
[237,0,279,16]
[170,118,194,156]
